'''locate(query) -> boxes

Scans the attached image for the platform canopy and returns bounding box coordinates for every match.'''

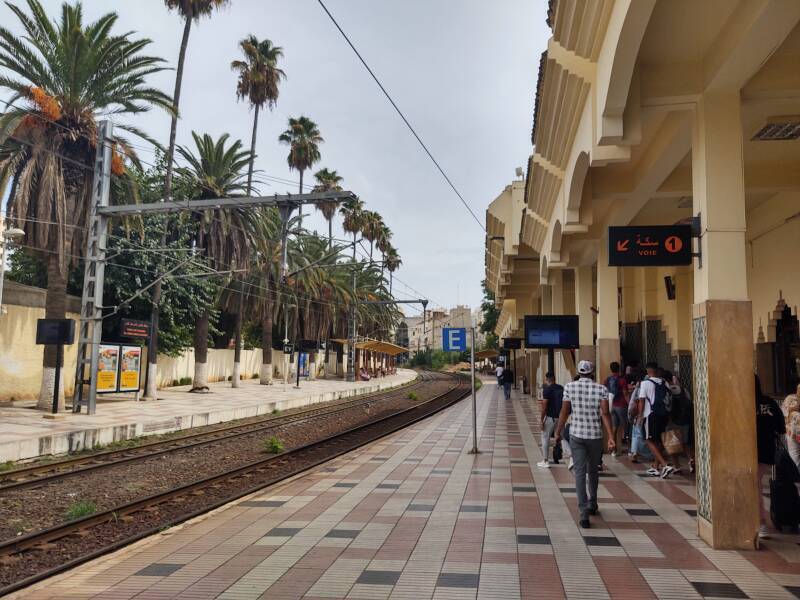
[355,340,409,356]
[475,349,499,360]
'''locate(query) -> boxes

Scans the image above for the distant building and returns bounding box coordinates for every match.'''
[403,305,476,354]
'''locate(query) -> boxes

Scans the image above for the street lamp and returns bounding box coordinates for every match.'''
[0,225,25,315]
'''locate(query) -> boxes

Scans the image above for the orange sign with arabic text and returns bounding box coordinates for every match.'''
[608,226,692,267]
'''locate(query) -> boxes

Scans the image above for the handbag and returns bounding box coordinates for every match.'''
[661,428,683,455]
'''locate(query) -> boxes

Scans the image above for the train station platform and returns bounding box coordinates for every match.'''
[13,380,800,600]
[0,370,417,464]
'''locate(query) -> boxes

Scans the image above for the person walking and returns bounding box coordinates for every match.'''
[538,372,564,468]
[637,362,676,478]
[554,360,615,528]
[495,363,504,386]
[604,362,628,457]
[502,365,514,400]
[782,384,800,469]
[665,371,695,473]
[755,374,786,538]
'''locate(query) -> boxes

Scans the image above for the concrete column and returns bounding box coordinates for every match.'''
[551,270,564,314]
[550,271,570,383]
[575,266,595,363]
[691,90,757,550]
[596,239,619,383]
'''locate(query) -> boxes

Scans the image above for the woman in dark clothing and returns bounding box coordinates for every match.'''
[755,374,786,538]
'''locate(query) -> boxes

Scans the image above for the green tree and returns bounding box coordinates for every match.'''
[230,35,284,386]
[312,168,343,248]
[146,0,230,400]
[278,116,323,224]
[479,279,500,350]
[360,210,384,263]
[0,0,172,409]
[176,132,253,390]
[384,246,402,296]
[231,35,285,194]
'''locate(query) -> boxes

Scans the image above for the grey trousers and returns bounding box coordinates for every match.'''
[570,435,603,519]
[540,416,556,461]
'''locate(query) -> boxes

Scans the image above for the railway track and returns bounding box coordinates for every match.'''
[0,371,435,492]
[0,372,470,596]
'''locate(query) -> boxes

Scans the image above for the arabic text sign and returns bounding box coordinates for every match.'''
[120,319,151,339]
[608,225,692,267]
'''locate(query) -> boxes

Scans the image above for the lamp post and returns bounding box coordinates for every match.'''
[0,223,26,315]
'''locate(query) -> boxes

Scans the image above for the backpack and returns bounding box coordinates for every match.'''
[545,384,563,418]
[648,378,670,417]
[606,375,621,401]
[670,387,692,425]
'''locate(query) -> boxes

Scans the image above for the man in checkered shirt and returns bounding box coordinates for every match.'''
[555,360,615,528]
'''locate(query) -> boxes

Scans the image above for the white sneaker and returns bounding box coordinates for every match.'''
[568,458,574,471]
[646,467,660,476]
[758,525,770,539]
[536,460,550,468]
[660,465,676,479]
[611,450,618,457]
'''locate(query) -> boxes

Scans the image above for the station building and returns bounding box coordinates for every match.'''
[485,0,800,550]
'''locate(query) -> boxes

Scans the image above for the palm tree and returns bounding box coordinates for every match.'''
[0,0,172,410]
[248,208,285,384]
[147,0,229,400]
[232,35,285,195]
[376,223,392,276]
[278,116,323,225]
[176,132,253,391]
[312,168,343,248]
[230,35,284,387]
[360,211,384,262]
[163,0,229,200]
[384,246,402,296]
[340,197,364,260]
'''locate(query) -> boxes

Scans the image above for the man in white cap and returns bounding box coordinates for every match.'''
[555,360,615,528]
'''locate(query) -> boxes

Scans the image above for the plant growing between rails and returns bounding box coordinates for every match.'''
[264,436,284,453]
[64,501,97,521]
[408,391,418,401]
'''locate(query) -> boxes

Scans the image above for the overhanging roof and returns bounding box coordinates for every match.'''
[355,340,409,356]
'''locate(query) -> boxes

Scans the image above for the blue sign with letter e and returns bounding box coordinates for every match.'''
[442,328,467,352]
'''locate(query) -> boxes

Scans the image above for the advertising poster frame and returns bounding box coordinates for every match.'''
[119,345,143,392]
[97,344,121,393]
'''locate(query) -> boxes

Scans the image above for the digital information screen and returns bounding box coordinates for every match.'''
[524,315,579,349]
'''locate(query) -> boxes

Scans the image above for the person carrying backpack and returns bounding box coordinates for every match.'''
[665,371,695,474]
[538,372,563,468]
[754,374,790,538]
[604,362,628,457]
[637,362,676,478]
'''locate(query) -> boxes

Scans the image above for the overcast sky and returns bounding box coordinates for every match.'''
[2,0,549,315]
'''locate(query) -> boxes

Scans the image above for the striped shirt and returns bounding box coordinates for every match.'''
[563,377,608,439]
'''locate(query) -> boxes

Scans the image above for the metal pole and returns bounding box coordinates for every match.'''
[469,325,479,454]
[52,344,62,414]
[73,120,113,414]
[0,236,6,315]
[347,241,357,382]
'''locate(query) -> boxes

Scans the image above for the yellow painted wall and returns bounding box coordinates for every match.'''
[0,291,325,401]
[746,191,800,342]
[0,304,80,401]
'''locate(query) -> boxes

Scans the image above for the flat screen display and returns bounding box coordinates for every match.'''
[524,315,579,349]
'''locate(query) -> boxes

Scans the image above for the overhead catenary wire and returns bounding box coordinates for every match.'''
[2,101,440,325]
[315,0,486,233]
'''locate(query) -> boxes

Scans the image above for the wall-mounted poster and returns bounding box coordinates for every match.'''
[97,344,120,392]
[119,345,142,392]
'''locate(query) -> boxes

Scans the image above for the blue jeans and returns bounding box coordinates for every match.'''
[503,382,512,399]
[631,421,654,460]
